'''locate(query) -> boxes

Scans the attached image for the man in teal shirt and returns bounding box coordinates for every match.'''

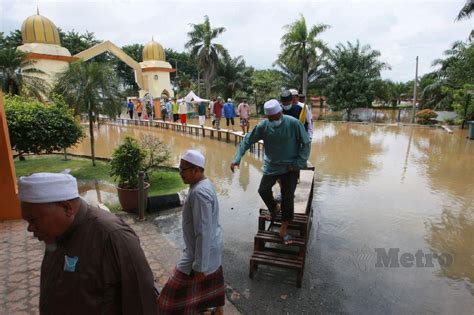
[230,99,310,244]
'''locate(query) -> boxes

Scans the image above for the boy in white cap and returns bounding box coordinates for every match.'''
[18,172,157,315]
[158,150,225,314]
[230,99,311,244]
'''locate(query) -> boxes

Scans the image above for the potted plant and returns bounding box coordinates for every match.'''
[110,136,148,213]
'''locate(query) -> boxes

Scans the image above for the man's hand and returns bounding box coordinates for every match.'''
[230,162,240,173]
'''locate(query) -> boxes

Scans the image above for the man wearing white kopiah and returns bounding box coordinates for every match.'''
[230,99,310,244]
[158,150,225,314]
[18,172,157,315]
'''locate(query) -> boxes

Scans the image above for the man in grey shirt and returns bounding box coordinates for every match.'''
[158,150,225,314]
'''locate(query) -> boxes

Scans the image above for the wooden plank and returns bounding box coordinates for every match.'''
[255,231,305,246]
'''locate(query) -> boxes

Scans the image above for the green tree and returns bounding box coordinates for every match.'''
[457,0,474,20]
[0,48,48,99]
[185,15,227,98]
[0,30,23,49]
[59,30,100,55]
[277,14,329,96]
[55,61,122,166]
[5,94,84,159]
[216,52,253,99]
[323,41,389,120]
[251,70,284,115]
[114,44,143,95]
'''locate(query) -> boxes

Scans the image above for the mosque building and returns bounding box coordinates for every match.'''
[16,9,174,99]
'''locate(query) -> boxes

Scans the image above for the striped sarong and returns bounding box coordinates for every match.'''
[157,266,225,314]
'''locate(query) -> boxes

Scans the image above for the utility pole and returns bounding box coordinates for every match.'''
[197,70,200,96]
[411,56,419,123]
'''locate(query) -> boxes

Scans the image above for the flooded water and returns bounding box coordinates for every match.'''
[71,121,474,313]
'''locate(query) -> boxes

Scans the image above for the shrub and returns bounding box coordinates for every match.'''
[5,95,84,159]
[415,109,438,125]
[110,137,146,189]
[139,135,171,181]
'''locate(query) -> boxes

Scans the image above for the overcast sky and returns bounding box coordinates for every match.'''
[1,0,472,82]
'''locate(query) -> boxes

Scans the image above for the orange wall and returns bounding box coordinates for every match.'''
[0,93,21,220]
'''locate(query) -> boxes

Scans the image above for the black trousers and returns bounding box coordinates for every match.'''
[128,110,133,119]
[226,117,234,126]
[258,171,299,221]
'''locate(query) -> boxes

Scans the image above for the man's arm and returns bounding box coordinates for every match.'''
[191,191,213,274]
[296,121,311,169]
[103,229,156,315]
[306,105,313,140]
[231,122,264,171]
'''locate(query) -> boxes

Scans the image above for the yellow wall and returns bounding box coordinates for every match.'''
[0,93,21,220]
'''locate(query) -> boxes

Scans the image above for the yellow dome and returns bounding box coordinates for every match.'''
[21,11,61,45]
[143,39,166,61]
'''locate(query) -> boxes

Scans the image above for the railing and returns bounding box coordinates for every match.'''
[97,117,265,158]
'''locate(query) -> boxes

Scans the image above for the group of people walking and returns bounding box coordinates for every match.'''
[19,88,313,314]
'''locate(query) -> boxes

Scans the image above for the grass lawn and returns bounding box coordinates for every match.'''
[14,155,185,197]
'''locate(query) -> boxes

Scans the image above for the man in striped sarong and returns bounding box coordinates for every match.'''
[158,150,225,314]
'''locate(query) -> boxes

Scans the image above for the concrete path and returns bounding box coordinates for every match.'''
[0,215,240,314]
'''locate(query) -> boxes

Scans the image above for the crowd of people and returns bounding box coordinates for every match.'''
[18,88,313,314]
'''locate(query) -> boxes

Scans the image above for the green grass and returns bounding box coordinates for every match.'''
[14,155,185,197]
[14,155,111,181]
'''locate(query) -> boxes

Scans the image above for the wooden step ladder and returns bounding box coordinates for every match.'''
[249,168,315,288]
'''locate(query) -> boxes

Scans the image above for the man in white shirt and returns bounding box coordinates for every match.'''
[289,89,313,140]
[237,99,251,134]
[158,150,225,314]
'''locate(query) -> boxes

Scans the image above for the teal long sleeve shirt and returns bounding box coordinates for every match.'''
[232,115,311,175]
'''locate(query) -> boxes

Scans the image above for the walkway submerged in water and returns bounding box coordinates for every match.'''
[99,117,265,157]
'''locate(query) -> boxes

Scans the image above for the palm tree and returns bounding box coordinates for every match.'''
[185,15,227,98]
[277,14,329,96]
[457,0,474,20]
[0,48,48,99]
[55,61,122,166]
[215,52,253,99]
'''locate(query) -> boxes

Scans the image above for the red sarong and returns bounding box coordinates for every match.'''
[180,114,187,124]
[157,267,225,314]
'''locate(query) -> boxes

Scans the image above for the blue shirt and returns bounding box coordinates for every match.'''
[233,115,311,175]
[176,178,223,275]
[127,101,134,111]
[165,101,172,114]
[223,102,235,118]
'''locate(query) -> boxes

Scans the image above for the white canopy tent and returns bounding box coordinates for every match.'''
[177,91,210,103]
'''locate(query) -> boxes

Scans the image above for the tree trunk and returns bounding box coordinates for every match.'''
[205,70,211,99]
[302,68,308,96]
[63,148,68,161]
[347,106,352,122]
[88,103,96,167]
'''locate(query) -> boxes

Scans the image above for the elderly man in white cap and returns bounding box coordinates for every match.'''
[158,150,224,314]
[18,172,157,315]
[230,99,311,244]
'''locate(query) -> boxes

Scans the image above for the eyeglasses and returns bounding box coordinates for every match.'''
[178,166,194,173]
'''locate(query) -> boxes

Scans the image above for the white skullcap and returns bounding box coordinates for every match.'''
[181,150,205,168]
[289,89,299,96]
[18,172,79,203]
[227,98,232,102]
[264,99,282,115]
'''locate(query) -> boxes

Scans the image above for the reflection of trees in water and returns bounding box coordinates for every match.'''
[310,124,383,184]
[425,204,474,284]
[412,128,474,199]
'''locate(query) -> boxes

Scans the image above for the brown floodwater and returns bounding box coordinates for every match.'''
[71,121,474,313]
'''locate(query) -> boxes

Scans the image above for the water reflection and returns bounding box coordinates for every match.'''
[71,122,474,312]
[310,124,384,184]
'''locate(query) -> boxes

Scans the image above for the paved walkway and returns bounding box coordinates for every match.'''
[0,214,240,314]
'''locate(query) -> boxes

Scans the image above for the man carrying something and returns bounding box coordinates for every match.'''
[230,100,310,244]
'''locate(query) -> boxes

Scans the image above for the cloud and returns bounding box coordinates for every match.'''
[1,0,471,82]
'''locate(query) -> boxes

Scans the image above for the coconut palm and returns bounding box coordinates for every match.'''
[55,61,122,166]
[457,0,474,21]
[185,15,227,98]
[0,48,48,99]
[215,52,253,99]
[277,14,329,96]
